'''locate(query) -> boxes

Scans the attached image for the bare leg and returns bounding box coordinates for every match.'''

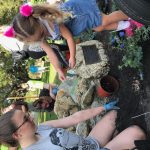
[104,125,146,150]
[93,22,118,32]
[102,11,128,26]
[93,10,128,32]
[89,110,117,147]
[104,22,118,30]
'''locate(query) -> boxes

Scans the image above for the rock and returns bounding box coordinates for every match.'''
[54,90,79,118]
[76,121,90,137]
[75,40,109,79]
[67,126,76,133]
[75,78,91,105]
[58,77,78,102]
[81,83,95,109]
[89,100,103,128]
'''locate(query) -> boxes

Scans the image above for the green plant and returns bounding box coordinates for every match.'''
[31,0,46,4]
[110,26,150,70]
[0,45,29,103]
[0,0,22,25]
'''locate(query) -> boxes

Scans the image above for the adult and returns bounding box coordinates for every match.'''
[1,100,29,150]
[0,101,146,150]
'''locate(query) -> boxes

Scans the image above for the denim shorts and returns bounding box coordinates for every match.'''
[60,0,102,36]
[85,136,102,150]
[86,137,110,150]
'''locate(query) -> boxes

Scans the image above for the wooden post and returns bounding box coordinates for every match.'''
[7,96,38,100]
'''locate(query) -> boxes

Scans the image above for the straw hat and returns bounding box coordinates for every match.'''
[113,0,150,25]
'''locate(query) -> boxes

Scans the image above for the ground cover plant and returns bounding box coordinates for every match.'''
[110,24,150,70]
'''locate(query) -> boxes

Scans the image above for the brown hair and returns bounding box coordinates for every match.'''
[33,96,55,111]
[13,100,29,112]
[0,110,19,147]
[12,4,70,41]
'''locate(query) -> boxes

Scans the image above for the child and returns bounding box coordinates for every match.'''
[32,96,55,111]
[21,80,51,91]
[4,0,129,81]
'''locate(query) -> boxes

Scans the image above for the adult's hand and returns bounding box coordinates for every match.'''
[103,99,120,111]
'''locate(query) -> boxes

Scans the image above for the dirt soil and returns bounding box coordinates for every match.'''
[95,32,150,139]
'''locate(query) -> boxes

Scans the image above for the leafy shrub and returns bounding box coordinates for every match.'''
[0,45,29,103]
[31,0,46,4]
[0,0,23,25]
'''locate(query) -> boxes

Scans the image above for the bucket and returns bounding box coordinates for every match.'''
[97,75,119,98]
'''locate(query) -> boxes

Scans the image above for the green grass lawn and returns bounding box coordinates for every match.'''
[37,62,58,123]
[26,59,58,122]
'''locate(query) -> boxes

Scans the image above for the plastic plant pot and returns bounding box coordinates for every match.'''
[97,75,119,98]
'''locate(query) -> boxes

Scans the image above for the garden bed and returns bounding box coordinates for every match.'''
[95,31,150,138]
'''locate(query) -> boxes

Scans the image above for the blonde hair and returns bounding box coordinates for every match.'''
[12,4,71,41]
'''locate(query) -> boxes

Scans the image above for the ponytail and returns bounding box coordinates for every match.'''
[11,3,72,41]
[32,4,64,23]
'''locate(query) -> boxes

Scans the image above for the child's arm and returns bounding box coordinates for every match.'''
[43,83,57,100]
[40,41,66,81]
[49,84,57,100]
[59,24,76,68]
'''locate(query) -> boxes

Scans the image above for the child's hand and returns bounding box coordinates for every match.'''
[58,70,66,81]
[69,57,76,68]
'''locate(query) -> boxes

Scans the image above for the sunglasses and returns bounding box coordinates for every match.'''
[13,113,30,133]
